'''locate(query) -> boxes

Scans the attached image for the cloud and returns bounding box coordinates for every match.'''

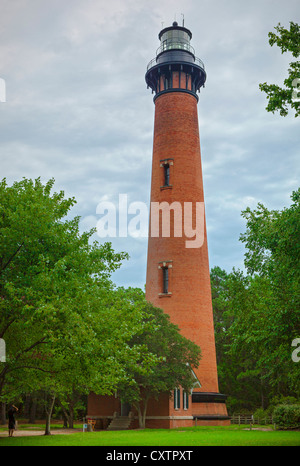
[0,0,299,288]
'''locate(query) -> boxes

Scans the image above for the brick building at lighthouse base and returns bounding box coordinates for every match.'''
[87,391,229,430]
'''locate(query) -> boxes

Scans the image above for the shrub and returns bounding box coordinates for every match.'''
[253,408,268,422]
[273,404,300,430]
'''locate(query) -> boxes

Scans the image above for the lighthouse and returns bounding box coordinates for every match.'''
[144,21,230,427]
[87,21,230,429]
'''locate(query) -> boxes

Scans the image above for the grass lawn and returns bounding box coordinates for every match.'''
[0,425,299,446]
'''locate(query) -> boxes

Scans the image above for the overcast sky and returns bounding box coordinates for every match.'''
[1,0,299,289]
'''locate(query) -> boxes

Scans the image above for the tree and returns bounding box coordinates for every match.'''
[115,288,201,429]
[210,267,269,413]
[0,177,129,416]
[210,267,232,369]
[238,189,300,396]
[259,22,300,117]
[210,188,300,411]
[225,271,276,411]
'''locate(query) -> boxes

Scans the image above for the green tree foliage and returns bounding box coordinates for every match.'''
[238,189,300,395]
[211,267,266,413]
[259,22,300,117]
[0,177,202,432]
[0,177,129,406]
[273,404,300,429]
[2,177,298,422]
[211,190,300,412]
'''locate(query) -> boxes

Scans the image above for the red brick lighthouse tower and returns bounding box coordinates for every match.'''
[144,21,229,427]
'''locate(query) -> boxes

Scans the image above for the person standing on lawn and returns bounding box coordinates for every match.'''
[8,405,18,437]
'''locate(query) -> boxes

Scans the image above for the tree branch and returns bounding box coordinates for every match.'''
[0,319,16,339]
[13,336,48,362]
[0,242,24,275]
[5,365,56,374]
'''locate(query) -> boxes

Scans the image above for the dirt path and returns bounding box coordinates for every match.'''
[0,428,82,437]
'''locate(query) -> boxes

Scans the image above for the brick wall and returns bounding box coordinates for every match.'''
[146,91,219,394]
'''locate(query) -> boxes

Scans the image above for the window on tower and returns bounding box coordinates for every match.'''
[164,163,170,186]
[160,159,173,189]
[158,261,172,297]
[162,266,168,294]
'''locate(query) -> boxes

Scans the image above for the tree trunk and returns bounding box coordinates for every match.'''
[141,396,149,430]
[44,393,56,435]
[62,412,68,428]
[29,395,37,424]
[0,402,6,425]
[136,397,149,429]
[59,401,74,428]
[260,376,265,410]
[133,403,143,429]
[68,404,74,429]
